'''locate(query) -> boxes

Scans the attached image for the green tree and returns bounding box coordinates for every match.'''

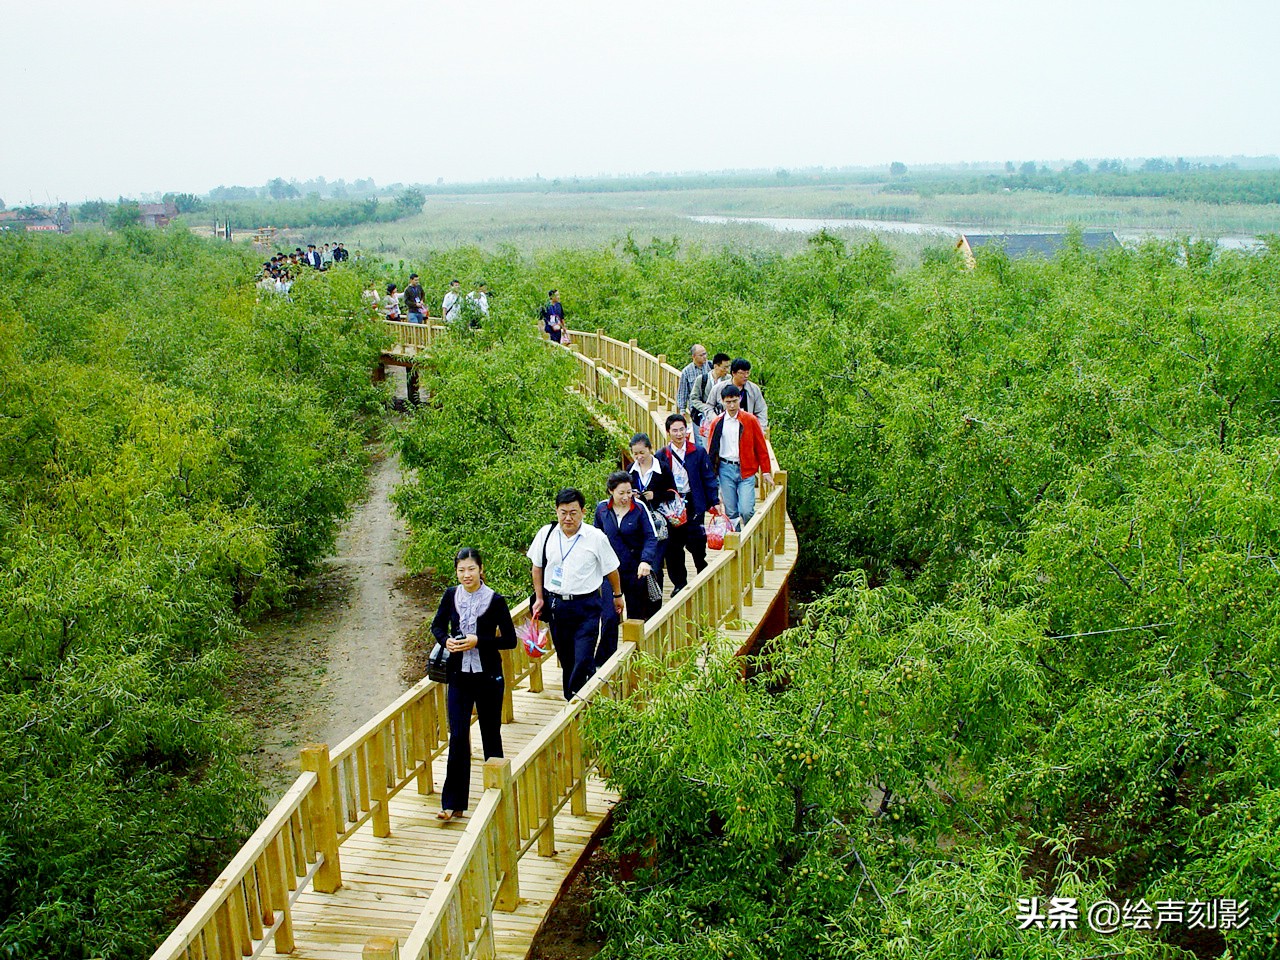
[107,200,140,230]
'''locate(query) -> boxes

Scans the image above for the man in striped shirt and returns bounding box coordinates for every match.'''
[675,344,712,449]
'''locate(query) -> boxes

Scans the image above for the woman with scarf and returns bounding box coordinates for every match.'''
[429,547,517,821]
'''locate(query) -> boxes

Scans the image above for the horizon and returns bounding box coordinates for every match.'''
[7,154,1280,209]
[4,1,1278,206]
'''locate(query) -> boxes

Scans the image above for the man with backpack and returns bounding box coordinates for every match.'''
[676,344,711,447]
[688,352,730,449]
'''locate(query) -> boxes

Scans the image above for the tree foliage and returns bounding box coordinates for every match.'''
[392,320,625,595]
[378,235,1280,957]
[0,230,388,958]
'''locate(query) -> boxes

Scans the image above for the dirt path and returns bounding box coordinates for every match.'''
[231,440,439,798]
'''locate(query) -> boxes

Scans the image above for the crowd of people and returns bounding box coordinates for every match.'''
[256,242,351,294]
[428,340,773,821]
[370,275,490,326]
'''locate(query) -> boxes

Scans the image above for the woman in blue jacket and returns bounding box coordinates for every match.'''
[594,471,663,663]
[429,547,517,821]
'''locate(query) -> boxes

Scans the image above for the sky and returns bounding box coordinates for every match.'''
[3,0,1279,204]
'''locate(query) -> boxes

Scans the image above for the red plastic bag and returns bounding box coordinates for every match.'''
[517,618,551,658]
[706,513,732,550]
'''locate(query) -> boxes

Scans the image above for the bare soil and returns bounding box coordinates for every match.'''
[528,840,613,960]
[230,440,440,798]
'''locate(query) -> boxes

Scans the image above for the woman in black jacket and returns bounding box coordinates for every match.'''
[593,471,663,665]
[429,547,517,821]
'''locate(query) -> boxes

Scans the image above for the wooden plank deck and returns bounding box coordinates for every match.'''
[280,654,614,960]
[269,521,796,960]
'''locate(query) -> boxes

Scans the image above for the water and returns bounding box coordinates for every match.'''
[688,215,1266,252]
[688,214,957,237]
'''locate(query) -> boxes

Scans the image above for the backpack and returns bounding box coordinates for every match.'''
[690,369,712,421]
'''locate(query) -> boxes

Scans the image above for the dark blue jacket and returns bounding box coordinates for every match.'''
[593,500,662,575]
[656,441,719,518]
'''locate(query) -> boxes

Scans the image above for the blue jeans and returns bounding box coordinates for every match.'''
[691,421,707,451]
[718,461,757,526]
[408,311,426,325]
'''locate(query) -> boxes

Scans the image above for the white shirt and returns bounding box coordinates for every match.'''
[720,413,742,461]
[527,523,620,597]
[632,457,663,494]
[442,290,462,322]
[468,291,489,316]
[667,445,690,493]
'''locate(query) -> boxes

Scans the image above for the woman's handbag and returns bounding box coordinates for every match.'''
[427,637,454,683]
[706,513,732,550]
[644,573,663,604]
[657,492,688,528]
[643,502,669,541]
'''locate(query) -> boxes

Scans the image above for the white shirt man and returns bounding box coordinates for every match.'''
[528,490,622,699]
[467,283,490,319]
[442,280,463,323]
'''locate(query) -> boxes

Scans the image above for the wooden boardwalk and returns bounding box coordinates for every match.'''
[282,658,616,959]
[154,325,797,960]
[276,538,795,959]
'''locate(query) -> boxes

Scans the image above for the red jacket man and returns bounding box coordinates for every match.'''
[706,384,773,526]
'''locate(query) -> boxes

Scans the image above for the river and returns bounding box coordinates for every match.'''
[687,214,1266,250]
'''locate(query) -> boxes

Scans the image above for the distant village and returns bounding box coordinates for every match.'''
[0,200,179,233]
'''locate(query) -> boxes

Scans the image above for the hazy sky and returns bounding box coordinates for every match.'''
[4,0,1278,203]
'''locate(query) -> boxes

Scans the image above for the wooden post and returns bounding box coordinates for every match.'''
[774,471,788,554]
[484,759,522,911]
[300,745,343,893]
[537,753,556,857]
[628,339,638,385]
[622,618,646,659]
[529,650,545,693]
[569,720,588,817]
[265,833,294,953]
[370,729,391,838]
[724,533,742,618]
[501,649,515,723]
[363,936,400,960]
[410,697,430,797]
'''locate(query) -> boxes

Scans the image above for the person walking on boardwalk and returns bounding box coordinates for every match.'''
[691,352,731,444]
[442,279,463,324]
[656,413,719,594]
[540,289,565,343]
[466,281,490,326]
[404,273,428,324]
[430,547,517,822]
[528,489,623,699]
[593,471,663,664]
[707,384,773,527]
[709,358,768,429]
[675,344,711,447]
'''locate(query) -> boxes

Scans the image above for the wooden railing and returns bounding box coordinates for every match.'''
[388,327,790,959]
[152,321,791,960]
[149,771,330,960]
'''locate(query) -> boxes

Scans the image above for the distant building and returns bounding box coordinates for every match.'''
[956,231,1120,267]
[137,201,179,228]
[0,206,70,233]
